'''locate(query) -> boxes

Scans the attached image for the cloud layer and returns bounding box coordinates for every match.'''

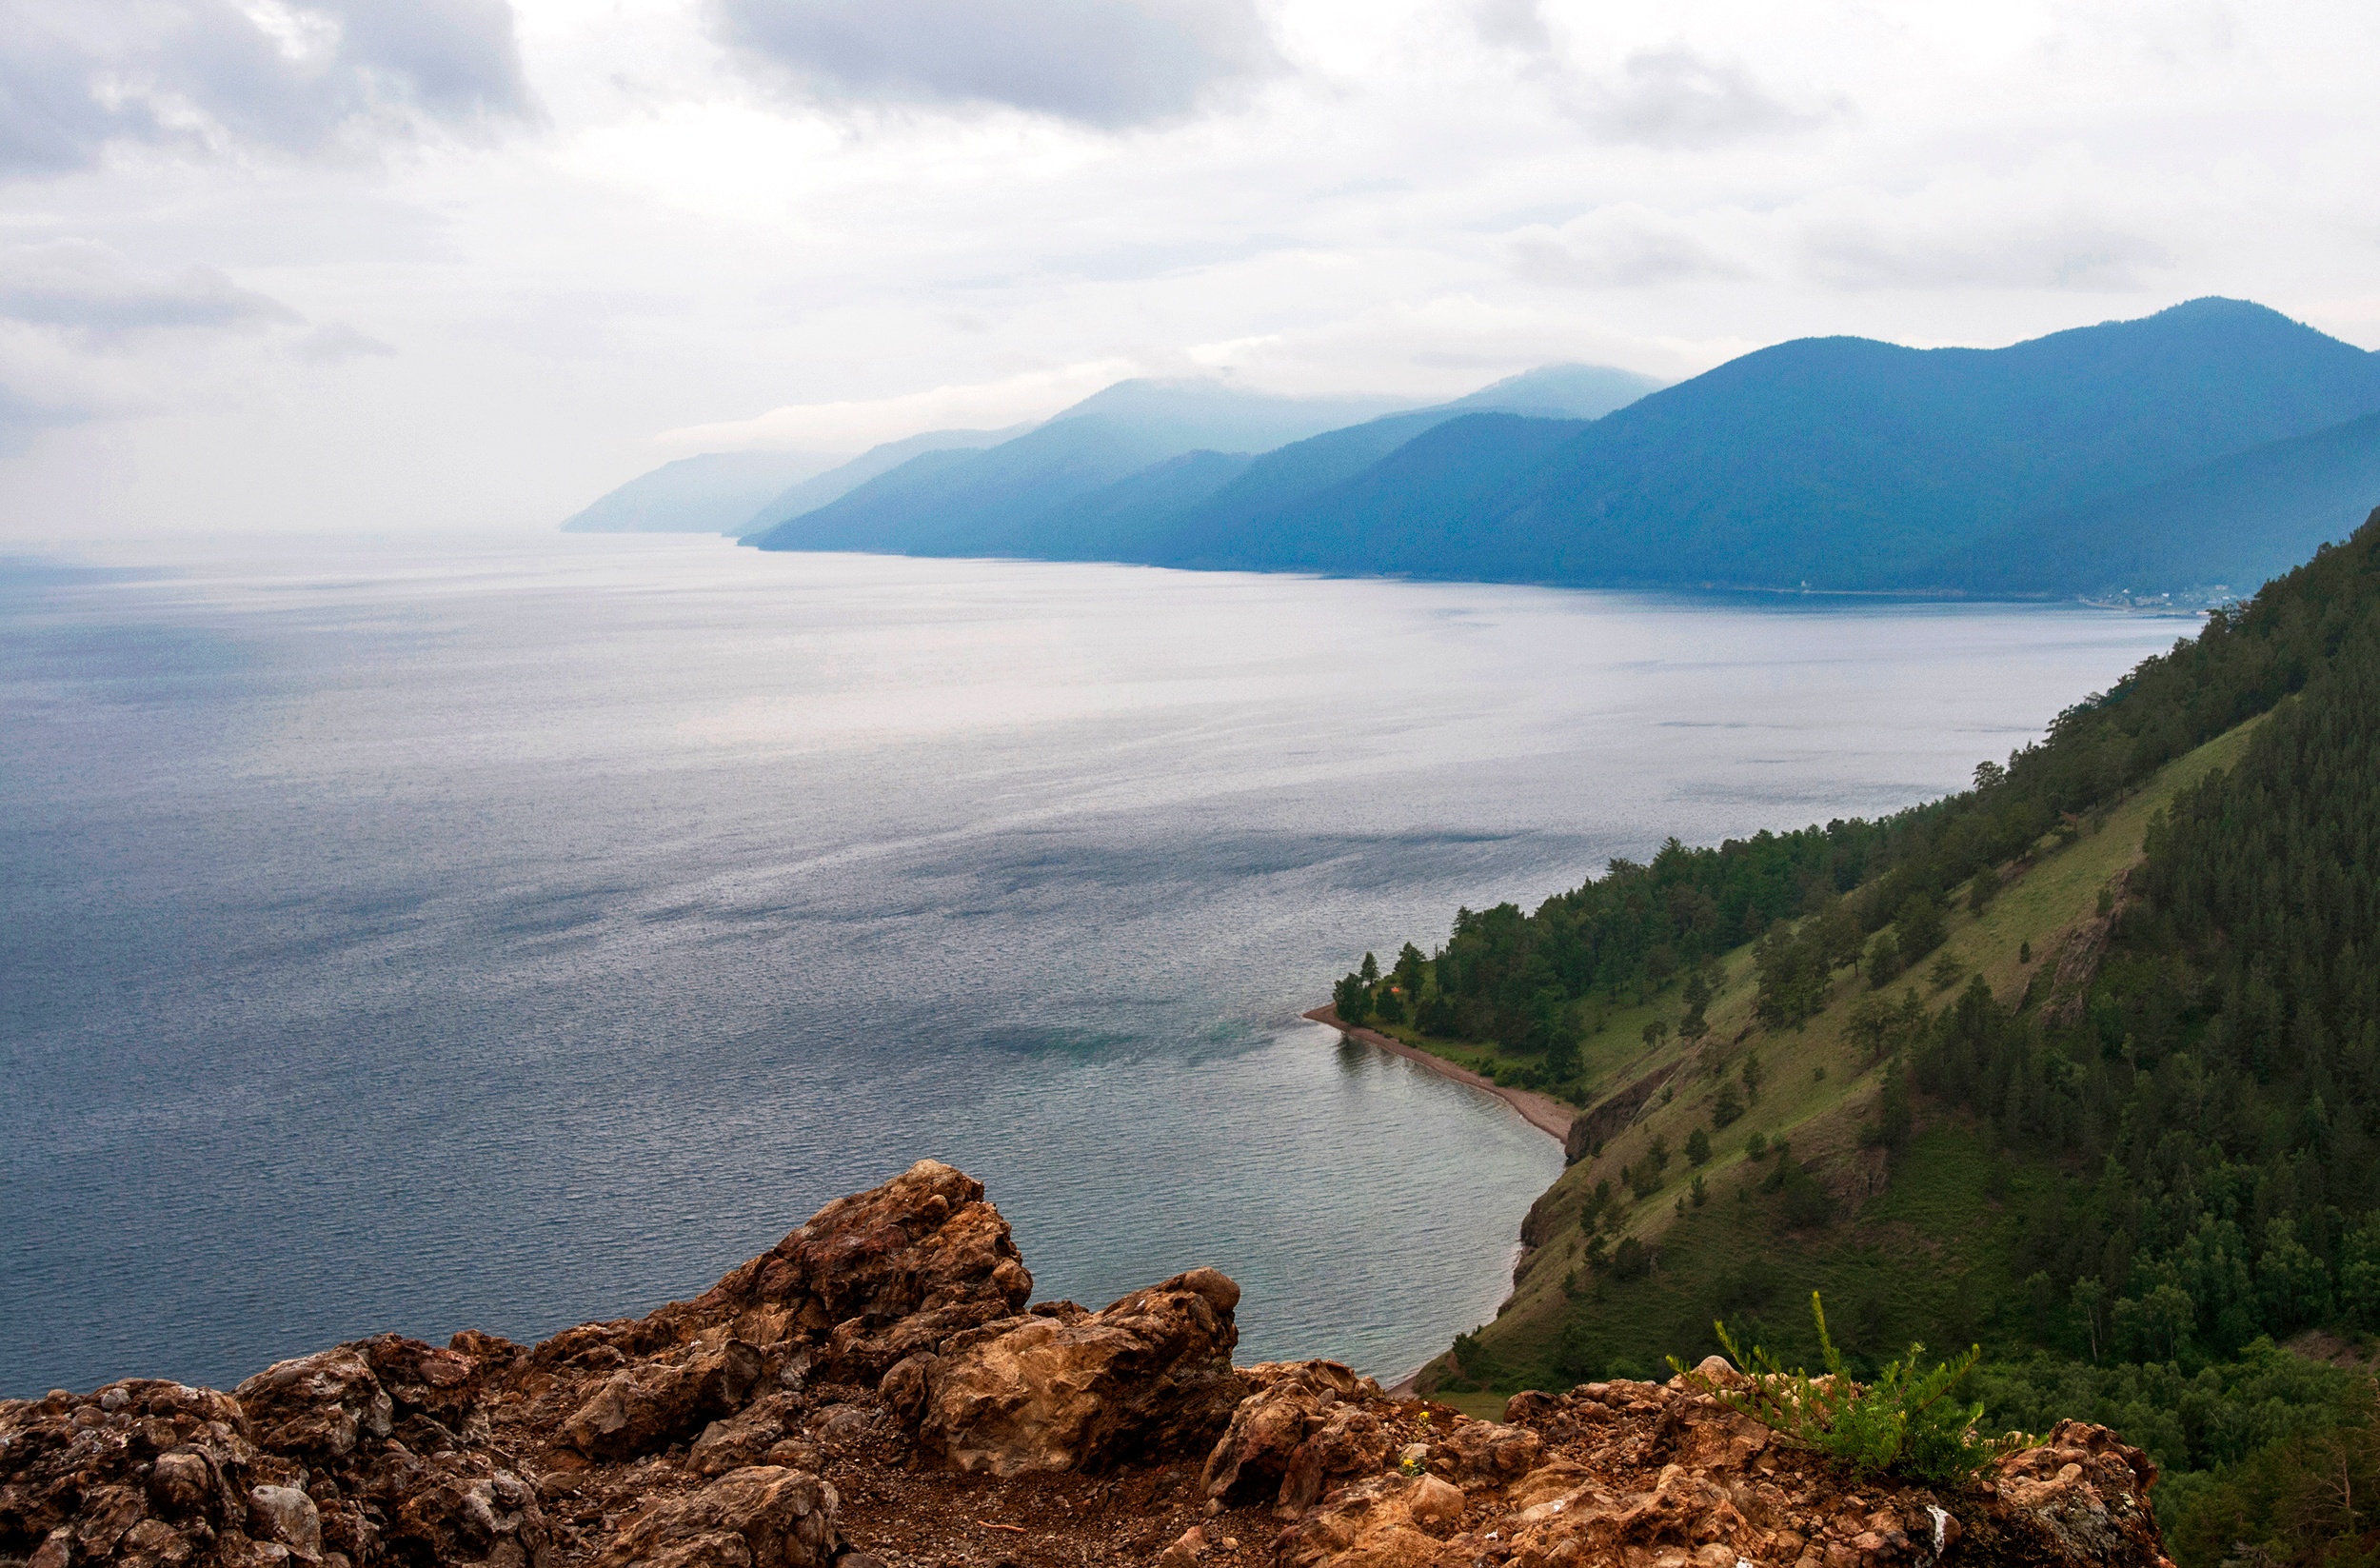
[0,0,2375,540]
[1,0,533,177]
[712,0,1279,128]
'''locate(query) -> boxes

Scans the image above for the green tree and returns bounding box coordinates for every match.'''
[1686,1127,1712,1165]
[1867,930,1903,986]
[1896,894,1946,960]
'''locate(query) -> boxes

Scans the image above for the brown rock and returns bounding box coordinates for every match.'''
[234,1350,394,1460]
[248,1484,324,1558]
[389,1468,549,1568]
[560,1340,763,1461]
[1980,1419,2167,1567]
[667,1160,1035,1386]
[1430,1419,1541,1484]
[1156,1524,1206,1568]
[1277,1474,1466,1568]
[689,1395,803,1477]
[593,1466,841,1568]
[1200,1361,1393,1513]
[914,1268,1245,1476]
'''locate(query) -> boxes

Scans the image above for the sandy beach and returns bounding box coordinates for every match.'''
[1302,1006,1575,1144]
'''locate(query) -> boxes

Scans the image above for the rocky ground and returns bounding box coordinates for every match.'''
[3,1161,2172,1568]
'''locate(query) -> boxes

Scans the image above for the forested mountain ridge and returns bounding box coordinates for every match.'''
[1220,300,2380,593]
[1324,510,2380,1566]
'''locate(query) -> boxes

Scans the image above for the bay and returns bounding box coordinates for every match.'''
[0,536,2188,1396]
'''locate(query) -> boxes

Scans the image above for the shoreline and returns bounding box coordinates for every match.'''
[1301,1005,1575,1143]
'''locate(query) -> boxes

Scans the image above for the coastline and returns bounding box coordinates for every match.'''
[1302,1005,1575,1143]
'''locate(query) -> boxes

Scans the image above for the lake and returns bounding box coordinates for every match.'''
[0,536,2190,1396]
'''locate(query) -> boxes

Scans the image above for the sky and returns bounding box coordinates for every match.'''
[2,0,2376,542]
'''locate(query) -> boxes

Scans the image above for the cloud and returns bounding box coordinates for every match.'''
[1568,48,1831,149]
[0,240,301,340]
[1511,208,1751,288]
[711,0,1281,129]
[0,0,534,178]
[655,358,1144,452]
[1473,0,1552,52]
[1803,222,2175,291]
[292,322,395,362]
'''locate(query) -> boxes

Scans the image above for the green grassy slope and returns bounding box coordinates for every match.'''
[1416,715,2266,1396]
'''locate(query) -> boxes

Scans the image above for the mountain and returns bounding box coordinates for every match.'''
[1436,362,1668,419]
[747,303,2380,596]
[734,425,1032,539]
[1171,299,2380,591]
[1151,413,1594,573]
[1953,407,2380,599]
[747,380,1415,557]
[560,450,846,533]
[1127,365,1666,566]
[748,365,1665,566]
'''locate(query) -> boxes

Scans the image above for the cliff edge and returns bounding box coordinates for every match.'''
[1,1161,2170,1568]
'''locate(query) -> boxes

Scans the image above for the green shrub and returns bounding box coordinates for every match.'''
[1673,1292,2014,1485]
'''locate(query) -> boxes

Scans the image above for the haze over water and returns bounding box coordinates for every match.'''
[1,536,2188,1397]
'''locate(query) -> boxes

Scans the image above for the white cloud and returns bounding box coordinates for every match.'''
[1510,208,1752,288]
[0,239,301,338]
[0,0,535,178]
[710,0,1281,129]
[1563,48,1838,150]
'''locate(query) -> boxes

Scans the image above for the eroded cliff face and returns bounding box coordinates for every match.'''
[2,1161,2170,1568]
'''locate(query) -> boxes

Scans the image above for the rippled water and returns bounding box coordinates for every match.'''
[0,536,2188,1397]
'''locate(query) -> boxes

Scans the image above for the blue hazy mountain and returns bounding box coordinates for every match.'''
[1126,365,1667,562]
[1954,408,2380,598]
[734,425,1033,539]
[749,366,1662,562]
[561,450,846,533]
[748,303,2380,594]
[1164,299,2380,592]
[748,380,1417,556]
[1434,363,1670,419]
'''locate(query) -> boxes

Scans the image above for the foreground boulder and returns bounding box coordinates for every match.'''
[589,1467,839,1568]
[892,1267,1245,1476]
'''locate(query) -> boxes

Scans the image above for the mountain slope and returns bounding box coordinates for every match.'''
[736,425,1029,539]
[1321,508,2380,1563]
[561,450,845,533]
[1155,414,1592,573]
[1002,449,1257,562]
[748,380,1413,558]
[1171,300,2380,593]
[1952,408,2380,598]
[1437,363,1668,419]
[1133,365,1664,569]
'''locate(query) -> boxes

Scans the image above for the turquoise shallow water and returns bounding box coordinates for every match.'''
[0,537,2187,1396]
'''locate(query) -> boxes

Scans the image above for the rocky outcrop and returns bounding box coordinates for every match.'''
[897,1268,1245,1477]
[1269,1370,2173,1568]
[588,1468,839,1568]
[664,1160,1034,1386]
[1202,1362,1402,1516]
[2,1161,2172,1568]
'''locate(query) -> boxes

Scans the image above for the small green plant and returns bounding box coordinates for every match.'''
[1671,1292,2017,1485]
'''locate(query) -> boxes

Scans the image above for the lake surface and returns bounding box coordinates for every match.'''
[0,536,2190,1397]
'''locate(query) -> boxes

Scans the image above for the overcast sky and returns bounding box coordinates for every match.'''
[3,0,2376,542]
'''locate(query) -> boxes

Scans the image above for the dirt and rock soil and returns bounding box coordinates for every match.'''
[2,1161,2172,1568]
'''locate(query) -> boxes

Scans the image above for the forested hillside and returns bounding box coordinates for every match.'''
[1329,510,2380,1566]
